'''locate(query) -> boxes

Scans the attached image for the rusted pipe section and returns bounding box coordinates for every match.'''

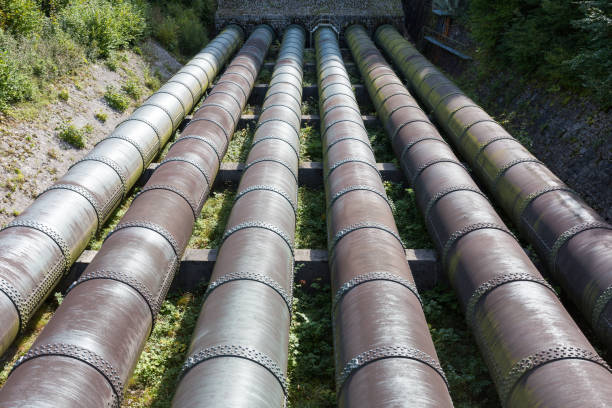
[0,26,273,408]
[375,25,612,347]
[0,26,244,355]
[172,25,304,407]
[347,24,612,407]
[315,27,454,407]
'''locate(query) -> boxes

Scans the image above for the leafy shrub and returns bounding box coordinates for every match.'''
[57,121,91,148]
[0,48,34,110]
[148,0,216,58]
[468,0,611,103]
[0,0,45,36]
[121,76,142,100]
[104,85,130,112]
[59,0,146,57]
[57,88,69,101]
[94,111,107,122]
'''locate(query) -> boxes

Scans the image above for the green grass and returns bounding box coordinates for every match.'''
[223,126,253,163]
[57,122,91,149]
[123,288,206,407]
[0,294,61,386]
[58,88,69,101]
[87,187,140,250]
[384,181,433,249]
[256,67,272,84]
[288,278,335,407]
[301,97,318,115]
[299,126,322,162]
[367,123,396,164]
[122,76,143,101]
[188,189,235,249]
[295,187,326,249]
[421,285,500,407]
[95,111,108,123]
[104,85,131,112]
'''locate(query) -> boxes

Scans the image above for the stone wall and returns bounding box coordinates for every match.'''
[215,0,405,44]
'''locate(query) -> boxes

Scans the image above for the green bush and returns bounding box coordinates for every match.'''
[59,0,146,57]
[104,85,130,112]
[121,76,142,100]
[0,0,45,36]
[0,48,34,110]
[468,0,611,103]
[148,0,215,58]
[57,121,90,148]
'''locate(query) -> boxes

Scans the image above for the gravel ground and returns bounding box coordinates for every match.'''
[0,41,181,227]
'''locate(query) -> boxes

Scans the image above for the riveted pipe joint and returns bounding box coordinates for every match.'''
[375,24,612,349]
[172,25,305,408]
[348,24,612,407]
[0,25,273,408]
[0,25,244,356]
[316,26,454,407]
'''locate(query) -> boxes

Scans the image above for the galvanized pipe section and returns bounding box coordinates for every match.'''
[0,26,244,355]
[172,25,304,407]
[0,26,273,408]
[375,25,612,347]
[347,25,612,407]
[316,27,454,407]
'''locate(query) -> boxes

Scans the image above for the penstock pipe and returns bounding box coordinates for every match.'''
[172,24,305,408]
[0,25,244,355]
[0,25,273,408]
[348,24,612,407]
[316,27,454,407]
[375,24,612,349]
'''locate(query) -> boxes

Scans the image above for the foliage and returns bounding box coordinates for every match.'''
[59,0,146,57]
[147,0,215,59]
[104,85,130,112]
[57,88,69,101]
[367,123,396,163]
[188,189,235,249]
[288,279,335,407]
[299,125,322,162]
[122,75,143,100]
[421,285,500,407]
[0,0,45,36]
[295,187,326,249]
[565,1,612,108]
[223,126,253,163]
[384,181,433,248]
[88,187,139,250]
[123,288,206,407]
[0,46,33,110]
[95,111,108,122]
[468,0,611,104]
[57,121,91,148]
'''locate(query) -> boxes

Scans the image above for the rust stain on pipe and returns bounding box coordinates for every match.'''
[316,27,454,407]
[0,25,273,407]
[348,24,612,407]
[375,25,612,349]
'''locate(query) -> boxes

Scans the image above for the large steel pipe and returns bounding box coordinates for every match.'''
[375,25,612,347]
[315,27,454,407]
[347,25,612,407]
[0,26,244,354]
[0,25,273,408]
[172,25,304,407]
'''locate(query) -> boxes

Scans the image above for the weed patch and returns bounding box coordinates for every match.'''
[223,126,253,163]
[57,122,92,148]
[188,189,235,249]
[104,85,130,112]
[384,181,433,248]
[295,187,326,249]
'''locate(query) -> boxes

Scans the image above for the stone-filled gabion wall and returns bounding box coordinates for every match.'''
[215,0,404,44]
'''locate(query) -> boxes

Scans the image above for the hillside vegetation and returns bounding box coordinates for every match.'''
[0,0,215,112]
[468,0,611,107]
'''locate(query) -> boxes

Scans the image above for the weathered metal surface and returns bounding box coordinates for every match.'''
[375,25,612,349]
[0,26,244,356]
[171,25,304,407]
[316,27,454,407]
[0,26,273,407]
[348,24,612,407]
